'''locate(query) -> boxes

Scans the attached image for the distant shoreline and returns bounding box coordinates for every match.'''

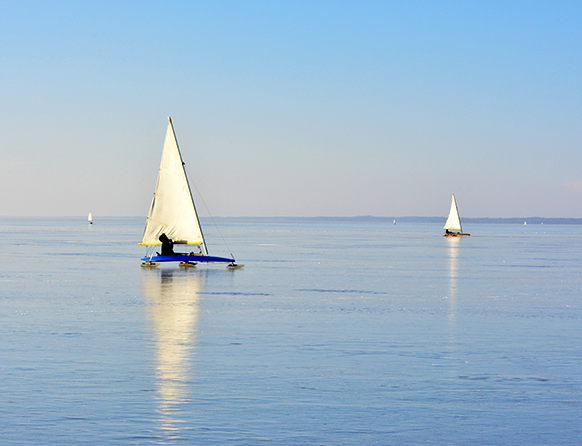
[211,216,582,225]
[2,216,582,225]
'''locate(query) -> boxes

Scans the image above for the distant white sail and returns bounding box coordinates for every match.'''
[140,118,206,253]
[444,195,463,231]
[88,212,93,223]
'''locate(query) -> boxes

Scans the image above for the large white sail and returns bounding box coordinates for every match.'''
[140,118,206,252]
[444,194,463,231]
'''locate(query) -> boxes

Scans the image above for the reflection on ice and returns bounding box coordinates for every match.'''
[141,268,207,437]
[446,237,460,327]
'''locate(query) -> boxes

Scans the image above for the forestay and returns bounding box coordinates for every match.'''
[140,119,206,252]
[444,194,463,231]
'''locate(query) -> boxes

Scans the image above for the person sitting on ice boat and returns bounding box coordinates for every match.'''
[159,233,174,256]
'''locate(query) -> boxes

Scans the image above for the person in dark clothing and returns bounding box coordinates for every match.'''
[159,233,174,255]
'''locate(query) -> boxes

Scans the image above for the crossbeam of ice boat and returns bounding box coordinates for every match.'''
[141,254,234,263]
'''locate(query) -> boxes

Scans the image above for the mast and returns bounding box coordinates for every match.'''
[456,196,462,232]
[169,117,209,256]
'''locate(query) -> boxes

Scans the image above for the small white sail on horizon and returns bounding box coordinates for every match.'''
[444,195,463,232]
[140,118,207,254]
[88,212,93,224]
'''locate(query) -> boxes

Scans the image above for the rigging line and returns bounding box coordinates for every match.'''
[184,167,235,260]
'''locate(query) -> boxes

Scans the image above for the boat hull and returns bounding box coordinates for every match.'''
[140,254,233,263]
[443,232,471,237]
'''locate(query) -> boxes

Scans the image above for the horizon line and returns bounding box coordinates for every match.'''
[2,215,582,223]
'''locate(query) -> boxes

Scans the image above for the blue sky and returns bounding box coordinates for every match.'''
[1,1,581,217]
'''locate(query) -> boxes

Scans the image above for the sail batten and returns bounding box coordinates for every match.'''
[140,119,206,251]
[444,194,463,231]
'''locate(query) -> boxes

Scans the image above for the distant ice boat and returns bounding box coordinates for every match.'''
[524,221,527,225]
[393,219,396,225]
[443,195,471,237]
[88,212,93,225]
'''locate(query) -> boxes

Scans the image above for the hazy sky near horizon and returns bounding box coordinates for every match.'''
[1,1,581,218]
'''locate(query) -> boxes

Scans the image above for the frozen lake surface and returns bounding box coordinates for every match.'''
[1,217,581,445]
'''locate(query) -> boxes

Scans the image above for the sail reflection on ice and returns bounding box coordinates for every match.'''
[446,237,460,328]
[141,268,206,435]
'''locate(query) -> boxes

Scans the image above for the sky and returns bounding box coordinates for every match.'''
[1,1,581,218]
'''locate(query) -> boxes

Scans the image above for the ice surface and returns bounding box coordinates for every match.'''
[1,218,581,445]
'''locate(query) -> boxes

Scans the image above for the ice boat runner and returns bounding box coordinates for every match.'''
[140,118,242,268]
[443,194,470,237]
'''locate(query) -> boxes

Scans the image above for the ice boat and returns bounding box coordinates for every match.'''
[443,194,470,237]
[139,118,242,268]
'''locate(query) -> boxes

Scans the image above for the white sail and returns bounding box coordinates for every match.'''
[140,118,206,253]
[88,212,93,223]
[444,194,463,231]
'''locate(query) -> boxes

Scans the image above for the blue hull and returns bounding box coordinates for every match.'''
[141,254,233,263]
